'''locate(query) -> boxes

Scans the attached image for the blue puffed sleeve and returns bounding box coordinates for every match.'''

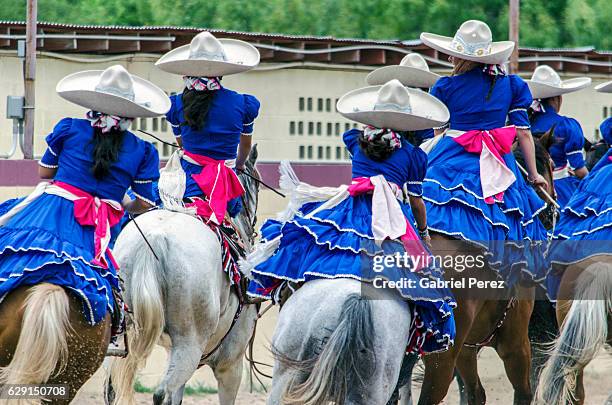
[600,117,612,146]
[342,129,361,156]
[559,117,586,169]
[166,94,182,137]
[131,142,161,205]
[405,147,428,197]
[242,94,260,135]
[429,77,450,130]
[508,75,532,129]
[39,118,73,169]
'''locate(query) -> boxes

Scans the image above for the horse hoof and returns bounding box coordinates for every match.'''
[153,390,165,405]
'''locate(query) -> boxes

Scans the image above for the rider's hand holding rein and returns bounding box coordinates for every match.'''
[516,127,549,192]
[236,134,252,172]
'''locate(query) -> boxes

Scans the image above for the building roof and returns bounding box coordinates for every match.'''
[1,20,611,74]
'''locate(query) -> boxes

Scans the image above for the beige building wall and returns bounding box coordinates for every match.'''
[1,51,610,164]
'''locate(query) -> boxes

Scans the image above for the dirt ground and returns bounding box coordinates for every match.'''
[75,307,610,404]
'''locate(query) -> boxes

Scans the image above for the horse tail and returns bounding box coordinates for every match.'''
[536,262,612,404]
[110,229,166,405]
[277,293,376,405]
[0,283,70,405]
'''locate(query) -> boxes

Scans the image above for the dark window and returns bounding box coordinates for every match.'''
[290,121,296,135]
[299,97,305,111]
[335,98,339,112]
[307,145,313,159]
[298,121,304,135]
[162,143,170,157]
[317,146,323,159]
[299,145,305,159]
[317,98,323,111]
[604,106,609,117]
[140,118,147,131]
[353,123,359,129]
[308,122,314,135]
[336,146,342,160]
[307,97,313,111]
[161,118,168,132]
[152,117,159,131]
[343,148,349,159]
[316,122,322,135]
[335,122,340,135]
[131,120,137,130]
[325,146,331,160]
[345,123,351,132]
[326,98,332,112]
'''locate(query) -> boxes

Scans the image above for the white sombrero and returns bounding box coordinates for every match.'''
[337,79,449,131]
[526,65,591,99]
[156,31,260,77]
[366,53,440,88]
[595,80,612,93]
[56,65,170,118]
[420,20,515,65]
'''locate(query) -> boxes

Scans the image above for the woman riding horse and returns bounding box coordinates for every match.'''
[416,20,549,405]
[244,79,457,403]
[0,65,169,403]
[526,65,592,208]
[156,31,260,226]
[538,79,612,405]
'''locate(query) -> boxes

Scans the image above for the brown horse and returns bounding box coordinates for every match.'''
[417,134,557,405]
[536,256,612,404]
[0,283,111,404]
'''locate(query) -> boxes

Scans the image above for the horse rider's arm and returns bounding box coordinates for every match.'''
[122,195,154,215]
[176,136,183,148]
[516,127,549,191]
[38,166,57,179]
[573,166,588,179]
[408,195,427,232]
[236,134,252,171]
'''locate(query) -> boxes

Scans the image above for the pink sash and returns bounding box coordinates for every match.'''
[183,151,245,224]
[54,181,124,269]
[452,127,517,204]
[348,177,429,262]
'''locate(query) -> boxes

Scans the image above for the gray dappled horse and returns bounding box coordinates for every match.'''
[106,147,260,405]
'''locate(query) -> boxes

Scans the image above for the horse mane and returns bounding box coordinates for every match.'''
[513,127,554,180]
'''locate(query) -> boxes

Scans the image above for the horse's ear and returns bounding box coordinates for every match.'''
[248,143,258,164]
[539,126,555,151]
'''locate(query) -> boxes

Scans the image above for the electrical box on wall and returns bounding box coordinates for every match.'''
[6,96,24,120]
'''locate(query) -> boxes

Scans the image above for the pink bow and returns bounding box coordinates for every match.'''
[54,181,124,269]
[348,177,429,268]
[453,127,517,204]
[183,151,245,224]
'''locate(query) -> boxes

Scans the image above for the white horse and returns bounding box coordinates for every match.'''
[536,258,612,404]
[106,147,261,405]
[268,278,412,405]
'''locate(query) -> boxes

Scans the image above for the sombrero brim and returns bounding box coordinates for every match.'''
[366,65,440,88]
[156,38,260,77]
[56,70,170,118]
[595,80,612,93]
[337,86,449,131]
[526,77,592,99]
[420,32,515,65]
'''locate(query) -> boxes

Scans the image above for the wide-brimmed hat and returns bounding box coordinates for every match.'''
[420,20,515,65]
[336,79,449,131]
[366,53,440,88]
[56,65,170,118]
[156,31,260,77]
[526,65,591,99]
[595,80,612,93]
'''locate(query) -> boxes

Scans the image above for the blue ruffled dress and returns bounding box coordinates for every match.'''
[246,129,456,354]
[531,101,587,207]
[166,88,260,216]
[0,118,160,325]
[424,67,548,286]
[546,119,612,298]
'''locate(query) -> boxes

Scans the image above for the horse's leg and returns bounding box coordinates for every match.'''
[213,357,244,405]
[454,348,485,405]
[419,298,481,405]
[494,293,534,405]
[154,341,204,405]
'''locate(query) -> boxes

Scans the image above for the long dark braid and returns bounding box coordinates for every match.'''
[182,88,216,130]
[91,127,126,180]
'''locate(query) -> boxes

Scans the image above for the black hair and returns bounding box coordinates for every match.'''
[91,127,126,180]
[182,87,216,130]
[358,131,396,162]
